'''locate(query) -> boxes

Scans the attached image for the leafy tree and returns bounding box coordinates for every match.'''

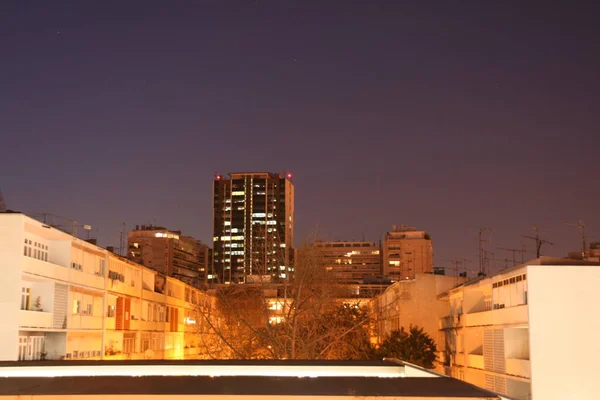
[377,325,437,368]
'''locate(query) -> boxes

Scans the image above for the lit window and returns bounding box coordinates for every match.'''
[224,221,231,226]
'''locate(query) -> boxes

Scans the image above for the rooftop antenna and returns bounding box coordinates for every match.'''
[497,246,527,267]
[119,222,126,256]
[521,226,553,258]
[442,258,472,285]
[478,227,492,276]
[566,220,586,258]
[0,190,6,212]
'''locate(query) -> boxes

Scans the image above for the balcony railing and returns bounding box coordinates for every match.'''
[19,310,53,329]
[467,354,484,369]
[464,304,528,327]
[506,358,531,378]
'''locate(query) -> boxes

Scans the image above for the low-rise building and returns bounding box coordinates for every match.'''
[438,257,600,400]
[0,213,212,362]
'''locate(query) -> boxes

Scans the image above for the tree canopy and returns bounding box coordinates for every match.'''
[376,326,437,368]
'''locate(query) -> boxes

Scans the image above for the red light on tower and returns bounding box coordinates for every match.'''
[216,175,221,180]
[286,173,292,179]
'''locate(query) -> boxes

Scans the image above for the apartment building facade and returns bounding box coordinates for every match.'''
[438,258,600,400]
[213,172,294,284]
[382,225,433,281]
[0,213,212,362]
[127,225,211,288]
[311,241,382,284]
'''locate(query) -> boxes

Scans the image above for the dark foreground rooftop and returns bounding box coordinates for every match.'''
[0,375,499,398]
[0,360,499,398]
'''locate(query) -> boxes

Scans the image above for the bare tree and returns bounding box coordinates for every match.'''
[191,233,377,360]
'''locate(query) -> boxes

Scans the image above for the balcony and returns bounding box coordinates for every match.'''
[140,320,166,331]
[19,310,53,329]
[142,289,165,303]
[467,354,484,369]
[23,256,69,282]
[70,269,105,290]
[464,305,528,327]
[506,358,531,379]
[129,319,140,331]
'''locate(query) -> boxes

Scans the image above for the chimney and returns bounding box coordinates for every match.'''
[392,224,397,232]
[107,246,115,253]
[86,239,97,245]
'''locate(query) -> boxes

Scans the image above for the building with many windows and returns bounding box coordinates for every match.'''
[127,225,211,288]
[382,225,433,281]
[311,241,382,284]
[212,172,294,284]
[438,257,600,400]
[0,213,213,362]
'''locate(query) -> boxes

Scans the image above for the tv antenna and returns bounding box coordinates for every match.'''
[496,245,527,266]
[478,228,492,276]
[521,226,553,258]
[566,220,586,258]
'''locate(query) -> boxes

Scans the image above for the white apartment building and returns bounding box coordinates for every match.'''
[439,257,600,400]
[0,213,211,361]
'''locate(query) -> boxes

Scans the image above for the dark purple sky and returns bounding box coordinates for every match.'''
[1,1,599,275]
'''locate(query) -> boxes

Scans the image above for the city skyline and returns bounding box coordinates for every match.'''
[1,1,599,274]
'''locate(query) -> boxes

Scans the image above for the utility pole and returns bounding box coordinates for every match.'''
[478,228,492,276]
[566,220,587,258]
[521,226,553,258]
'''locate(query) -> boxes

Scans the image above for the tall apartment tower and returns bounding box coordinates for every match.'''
[213,172,294,284]
[127,225,211,288]
[382,225,433,281]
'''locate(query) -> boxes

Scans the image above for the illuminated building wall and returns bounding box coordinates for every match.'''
[437,257,600,399]
[382,225,433,281]
[213,172,294,284]
[311,241,382,284]
[0,213,210,362]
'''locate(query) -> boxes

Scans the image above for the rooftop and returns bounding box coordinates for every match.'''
[0,360,499,398]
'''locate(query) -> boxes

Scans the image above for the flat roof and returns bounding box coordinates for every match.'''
[0,360,404,378]
[0,375,499,397]
[0,361,499,398]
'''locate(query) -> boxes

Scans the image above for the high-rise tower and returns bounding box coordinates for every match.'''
[213,172,294,284]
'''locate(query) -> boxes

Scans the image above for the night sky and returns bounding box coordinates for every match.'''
[1,1,599,275]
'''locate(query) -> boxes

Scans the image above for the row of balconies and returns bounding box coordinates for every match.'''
[439,304,528,330]
[453,353,530,378]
